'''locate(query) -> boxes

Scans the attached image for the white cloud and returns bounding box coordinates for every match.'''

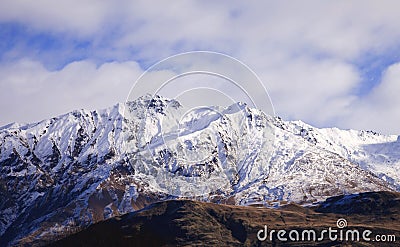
[341,63,400,134]
[1,1,400,133]
[261,57,360,125]
[0,59,143,125]
[3,1,400,59]
[0,0,113,37]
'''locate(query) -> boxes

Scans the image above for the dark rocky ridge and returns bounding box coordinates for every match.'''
[52,191,400,247]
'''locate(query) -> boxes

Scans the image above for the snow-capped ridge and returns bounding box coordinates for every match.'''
[0,95,399,246]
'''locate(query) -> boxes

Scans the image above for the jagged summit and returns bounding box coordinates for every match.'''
[0,95,399,246]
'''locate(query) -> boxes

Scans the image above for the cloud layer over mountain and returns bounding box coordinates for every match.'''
[1,1,400,134]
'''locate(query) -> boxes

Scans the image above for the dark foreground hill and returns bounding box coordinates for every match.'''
[51,191,400,247]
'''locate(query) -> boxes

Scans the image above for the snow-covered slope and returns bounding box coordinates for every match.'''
[0,95,398,245]
[276,119,400,191]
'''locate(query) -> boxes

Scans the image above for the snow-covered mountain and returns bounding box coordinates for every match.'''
[0,95,399,245]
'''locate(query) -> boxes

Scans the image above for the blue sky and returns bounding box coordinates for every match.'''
[0,0,400,134]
